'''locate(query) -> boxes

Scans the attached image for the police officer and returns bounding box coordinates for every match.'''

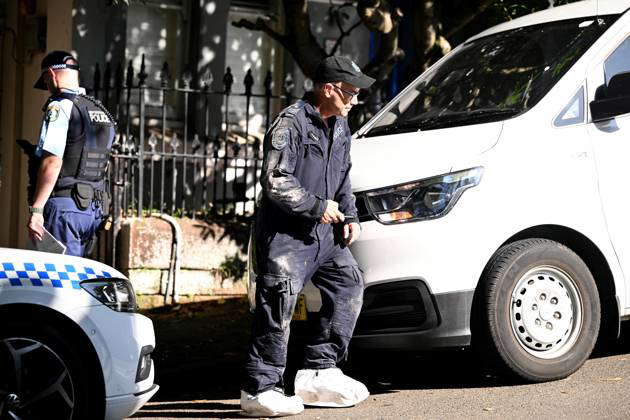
[241,56,375,417]
[27,51,115,257]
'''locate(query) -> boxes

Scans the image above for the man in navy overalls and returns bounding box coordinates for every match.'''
[241,56,375,417]
[27,51,115,257]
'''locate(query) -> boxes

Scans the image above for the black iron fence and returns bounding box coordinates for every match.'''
[88,55,300,263]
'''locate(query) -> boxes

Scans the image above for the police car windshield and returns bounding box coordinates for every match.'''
[362,15,618,137]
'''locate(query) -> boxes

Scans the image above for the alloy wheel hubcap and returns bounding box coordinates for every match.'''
[0,337,75,420]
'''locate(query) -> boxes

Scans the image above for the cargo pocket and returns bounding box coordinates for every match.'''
[256,274,295,365]
[332,254,363,285]
[258,274,294,332]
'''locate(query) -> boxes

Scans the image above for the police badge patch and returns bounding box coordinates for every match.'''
[272,128,289,150]
[47,104,60,122]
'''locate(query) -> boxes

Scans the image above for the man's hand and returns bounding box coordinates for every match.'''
[343,222,361,246]
[320,200,345,224]
[28,213,45,242]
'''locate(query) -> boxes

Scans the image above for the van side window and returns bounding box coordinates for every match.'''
[554,87,585,127]
[605,37,630,85]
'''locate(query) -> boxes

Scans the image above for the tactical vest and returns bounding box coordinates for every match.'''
[51,92,116,191]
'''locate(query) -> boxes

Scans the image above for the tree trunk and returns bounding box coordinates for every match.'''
[358,0,405,83]
[281,0,327,78]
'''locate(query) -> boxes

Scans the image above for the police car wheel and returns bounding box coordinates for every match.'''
[474,238,600,382]
[0,322,97,420]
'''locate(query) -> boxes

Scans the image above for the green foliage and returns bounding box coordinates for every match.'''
[216,253,247,281]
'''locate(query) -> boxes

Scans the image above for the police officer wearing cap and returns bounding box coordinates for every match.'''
[27,50,115,257]
[240,56,375,417]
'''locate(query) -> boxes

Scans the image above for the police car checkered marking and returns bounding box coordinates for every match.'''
[0,262,113,289]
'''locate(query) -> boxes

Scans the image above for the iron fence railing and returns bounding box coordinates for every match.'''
[88,54,297,264]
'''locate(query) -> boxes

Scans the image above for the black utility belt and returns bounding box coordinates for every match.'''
[52,183,102,210]
[50,189,73,198]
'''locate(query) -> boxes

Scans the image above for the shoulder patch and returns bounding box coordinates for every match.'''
[285,106,299,116]
[46,104,61,122]
[271,128,290,150]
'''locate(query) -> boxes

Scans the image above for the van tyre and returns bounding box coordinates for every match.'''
[475,239,600,382]
[0,321,103,420]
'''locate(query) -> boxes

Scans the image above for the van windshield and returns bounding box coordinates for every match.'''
[362,16,618,137]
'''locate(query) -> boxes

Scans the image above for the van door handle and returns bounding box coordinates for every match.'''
[573,151,588,159]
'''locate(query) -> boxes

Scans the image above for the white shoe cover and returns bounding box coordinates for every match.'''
[294,368,370,407]
[241,388,304,417]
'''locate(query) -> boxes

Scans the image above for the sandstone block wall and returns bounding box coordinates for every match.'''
[118,217,248,308]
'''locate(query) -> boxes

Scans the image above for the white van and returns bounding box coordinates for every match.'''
[0,249,158,419]
[339,0,630,381]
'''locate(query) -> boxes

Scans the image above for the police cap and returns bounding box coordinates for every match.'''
[313,56,375,89]
[34,50,80,90]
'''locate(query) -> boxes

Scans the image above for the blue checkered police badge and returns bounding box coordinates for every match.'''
[272,128,289,150]
[0,262,112,289]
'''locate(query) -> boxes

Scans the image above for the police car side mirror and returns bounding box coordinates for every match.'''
[590,71,630,123]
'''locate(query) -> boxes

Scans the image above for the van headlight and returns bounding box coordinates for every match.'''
[364,167,483,224]
[80,278,138,312]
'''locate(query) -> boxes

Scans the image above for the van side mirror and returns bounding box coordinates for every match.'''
[590,71,630,122]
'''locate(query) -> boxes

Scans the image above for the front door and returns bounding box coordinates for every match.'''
[587,33,630,306]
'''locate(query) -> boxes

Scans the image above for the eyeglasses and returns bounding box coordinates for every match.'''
[332,84,360,100]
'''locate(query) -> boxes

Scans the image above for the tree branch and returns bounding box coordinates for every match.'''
[329,20,363,56]
[445,0,496,39]
[231,18,289,48]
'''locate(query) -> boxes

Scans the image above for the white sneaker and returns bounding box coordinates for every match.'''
[294,367,370,407]
[240,388,304,417]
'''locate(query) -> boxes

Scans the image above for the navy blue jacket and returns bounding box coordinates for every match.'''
[256,96,358,251]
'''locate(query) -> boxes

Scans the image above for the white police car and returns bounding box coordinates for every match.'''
[0,248,158,419]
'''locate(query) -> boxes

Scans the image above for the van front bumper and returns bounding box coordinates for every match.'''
[351,279,473,351]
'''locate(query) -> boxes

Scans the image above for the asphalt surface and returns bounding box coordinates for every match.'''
[130,300,630,419]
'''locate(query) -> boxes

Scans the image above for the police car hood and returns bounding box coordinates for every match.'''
[0,248,126,285]
[350,121,503,192]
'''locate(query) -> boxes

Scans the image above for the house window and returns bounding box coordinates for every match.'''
[126,0,191,119]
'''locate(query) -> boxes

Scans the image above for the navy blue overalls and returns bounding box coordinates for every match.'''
[243,96,364,394]
[36,89,115,257]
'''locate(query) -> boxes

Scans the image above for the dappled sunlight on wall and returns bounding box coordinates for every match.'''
[72,0,127,85]
[199,46,216,71]
[204,1,216,15]
[225,8,275,137]
[126,2,184,114]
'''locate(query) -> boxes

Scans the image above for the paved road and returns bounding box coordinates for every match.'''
[131,340,630,419]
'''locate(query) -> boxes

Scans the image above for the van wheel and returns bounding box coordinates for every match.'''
[475,238,600,382]
[0,322,101,420]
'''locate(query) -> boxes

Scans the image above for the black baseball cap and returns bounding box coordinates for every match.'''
[34,50,80,90]
[313,56,375,89]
